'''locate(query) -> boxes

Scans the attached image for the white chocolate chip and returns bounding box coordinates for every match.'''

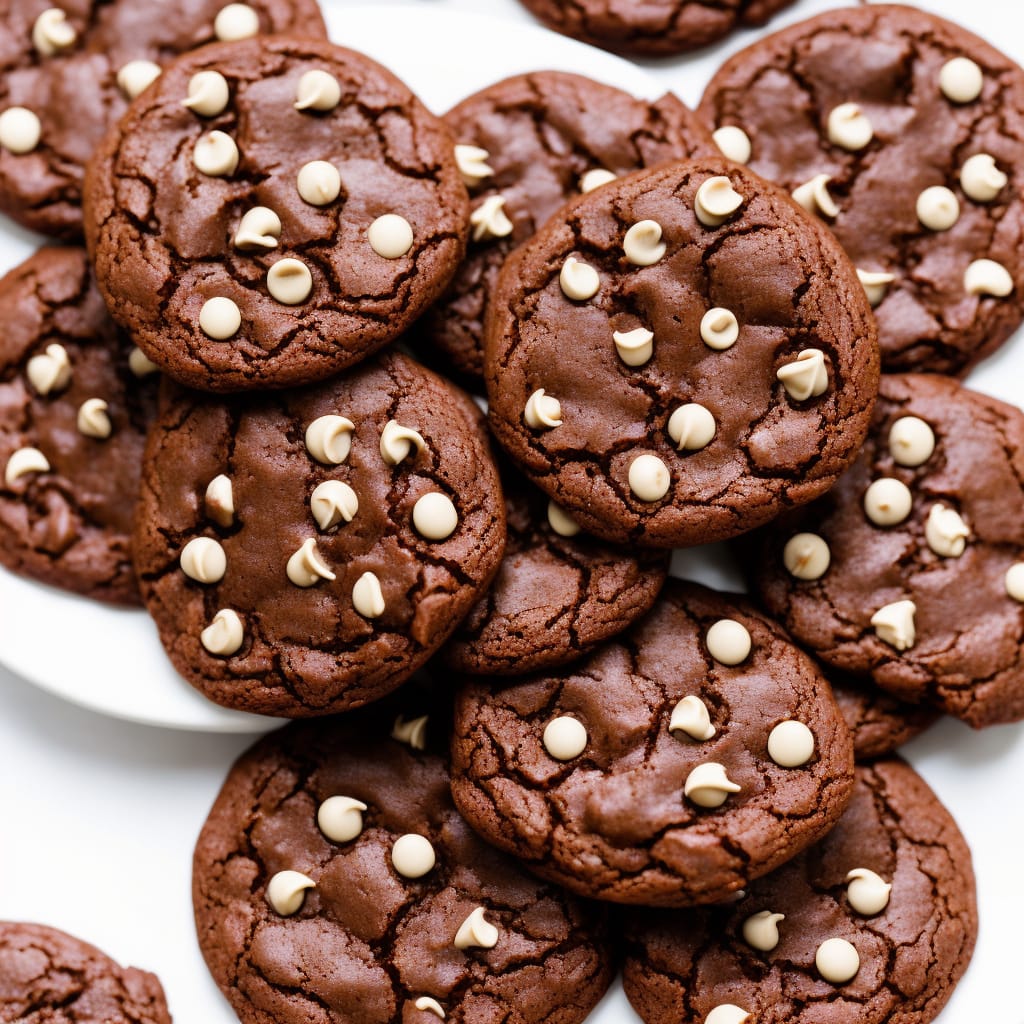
[712,125,752,164]
[305,415,354,465]
[559,257,600,301]
[413,997,445,1020]
[684,762,741,809]
[182,71,230,118]
[667,403,716,452]
[767,720,815,768]
[412,492,458,540]
[705,1007,751,1024]
[777,349,828,401]
[623,220,666,266]
[368,214,414,259]
[204,474,234,527]
[214,2,259,41]
[116,60,161,100]
[454,144,493,187]
[294,69,341,112]
[193,130,238,176]
[742,910,785,952]
[827,103,873,151]
[286,538,335,588]
[815,937,860,984]
[783,532,831,581]
[380,420,425,466]
[453,907,499,951]
[628,453,670,502]
[4,447,49,488]
[925,503,970,558]
[0,107,41,154]
[863,478,912,527]
[470,195,513,242]
[960,154,1007,202]
[352,571,386,618]
[964,258,1013,297]
[266,870,314,916]
[310,480,358,531]
[523,389,562,430]
[888,416,935,467]
[77,398,111,440]
[199,296,241,340]
[668,695,715,742]
[916,186,960,232]
[579,168,616,193]
[180,537,226,584]
[1005,563,1024,602]
[694,175,743,227]
[700,307,739,350]
[547,501,580,538]
[940,57,983,104]
[32,9,76,57]
[613,327,654,366]
[857,268,896,308]
[871,600,917,651]
[267,258,313,305]
[706,619,751,666]
[392,714,428,750]
[200,609,243,656]
[542,716,587,761]
[26,343,71,395]
[296,160,341,206]
[846,868,892,916]
[792,173,840,219]
[317,796,367,843]
[234,206,282,250]
[391,834,436,879]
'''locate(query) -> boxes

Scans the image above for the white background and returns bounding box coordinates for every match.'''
[0,1,1021,1021]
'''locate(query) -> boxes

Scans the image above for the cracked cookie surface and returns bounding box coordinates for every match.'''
[831,672,938,762]
[0,921,171,1023]
[451,580,855,907]
[134,350,505,717]
[84,36,468,392]
[622,758,977,1024]
[193,707,614,1024]
[698,4,1024,375]
[0,247,157,605]
[484,158,879,549]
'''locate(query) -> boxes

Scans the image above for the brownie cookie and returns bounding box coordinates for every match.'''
[193,708,614,1024]
[831,672,938,762]
[423,73,712,380]
[752,374,1024,729]
[623,758,977,1024]
[484,158,879,549]
[134,351,505,717]
[444,462,669,675]
[451,581,855,907]
[0,0,326,238]
[517,0,795,57]
[699,5,1024,375]
[85,37,469,393]
[0,247,158,604]
[0,921,171,1023]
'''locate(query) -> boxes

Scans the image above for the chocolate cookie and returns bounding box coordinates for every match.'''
[831,672,938,762]
[0,247,158,605]
[484,158,879,549]
[622,758,977,1024]
[0,921,171,1023]
[752,373,1024,729]
[443,462,669,675]
[517,0,795,57]
[699,4,1024,375]
[134,351,505,717]
[422,73,711,380]
[193,707,614,1024]
[84,36,469,392]
[451,581,855,907]
[0,0,326,238]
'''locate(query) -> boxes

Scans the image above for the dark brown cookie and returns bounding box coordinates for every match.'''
[84,36,469,392]
[0,921,171,1023]
[622,758,977,1024]
[422,73,712,381]
[484,158,880,549]
[752,373,1024,729]
[698,4,1024,375]
[517,0,795,57]
[193,707,614,1024]
[134,350,506,718]
[451,580,855,907]
[0,0,326,238]
[0,247,158,605]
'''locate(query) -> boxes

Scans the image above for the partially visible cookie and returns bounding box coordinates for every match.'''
[85,36,468,392]
[423,72,712,380]
[699,4,1024,375]
[451,581,855,907]
[0,0,327,238]
[623,758,978,1024]
[0,921,171,1023]
[0,247,158,605]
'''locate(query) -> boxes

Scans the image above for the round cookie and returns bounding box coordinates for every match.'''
[622,758,978,1024]
[699,4,1024,376]
[451,580,855,907]
[752,373,1024,729]
[0,921,170,1023]
[423,73,712,380]
[193,707,614,1024]
[484,158,879,549]
[0,0,326,238]
[517,0,795,57]
[0,246,158,605]
[84,36,469,392]
[443,462,669,675]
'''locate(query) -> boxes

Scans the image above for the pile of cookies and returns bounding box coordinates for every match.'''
[2,2,1021,1023]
